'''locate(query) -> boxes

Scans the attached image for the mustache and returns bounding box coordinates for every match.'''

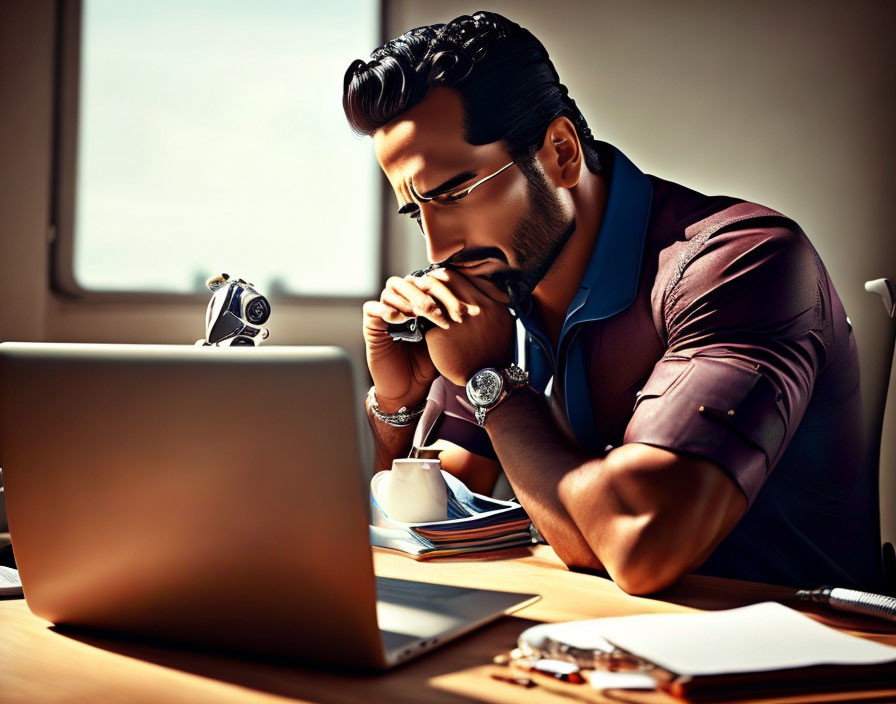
[410,248,508,278]
[440,247,508,268]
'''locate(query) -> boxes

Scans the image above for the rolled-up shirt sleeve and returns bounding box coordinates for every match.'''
[624,224,830,507]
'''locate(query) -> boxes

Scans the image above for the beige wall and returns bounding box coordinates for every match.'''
[1,2,894,535]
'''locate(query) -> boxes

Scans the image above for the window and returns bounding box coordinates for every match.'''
[63,0,381,297]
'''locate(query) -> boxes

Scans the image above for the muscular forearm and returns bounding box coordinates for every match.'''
[483,390,745,593]
[483,390,609,572]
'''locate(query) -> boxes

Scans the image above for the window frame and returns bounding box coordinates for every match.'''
[50,0,390,305]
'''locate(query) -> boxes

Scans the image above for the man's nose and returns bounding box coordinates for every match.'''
[420,207,464,265]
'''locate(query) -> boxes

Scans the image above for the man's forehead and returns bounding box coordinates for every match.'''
[373,88,511,191]
[373,87,472,174]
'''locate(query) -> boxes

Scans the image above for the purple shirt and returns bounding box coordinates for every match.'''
[416,144,880,590]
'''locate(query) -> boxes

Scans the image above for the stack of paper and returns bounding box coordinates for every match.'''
[370,472,534,559]
[518,602,896,699]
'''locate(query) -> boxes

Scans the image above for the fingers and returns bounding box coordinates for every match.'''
[363,300,400,329]
[378,276,452,330]
[428,267,510,305]
[366,267,508,338]
[384,276,446,329]
[413,274,477,322]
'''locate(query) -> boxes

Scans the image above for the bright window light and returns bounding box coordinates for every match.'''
[74,0,380,296]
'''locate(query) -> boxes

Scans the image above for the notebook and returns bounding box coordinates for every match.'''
[519,602,896,699]
[0,342,538,669]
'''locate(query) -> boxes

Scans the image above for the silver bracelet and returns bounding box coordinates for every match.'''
[367,386,426,427]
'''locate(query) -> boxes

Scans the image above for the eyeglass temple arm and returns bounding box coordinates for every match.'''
[410,161,514,203]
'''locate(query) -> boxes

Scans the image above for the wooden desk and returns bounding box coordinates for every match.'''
[2,546,894,704]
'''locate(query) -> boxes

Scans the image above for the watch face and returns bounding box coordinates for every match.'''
[467,369,503,407]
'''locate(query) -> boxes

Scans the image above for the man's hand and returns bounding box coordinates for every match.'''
[363,267,515,404]
[419,269,515,386]
[363,271,478,410]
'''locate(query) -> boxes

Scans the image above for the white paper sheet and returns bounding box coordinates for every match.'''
[595,602,896,676]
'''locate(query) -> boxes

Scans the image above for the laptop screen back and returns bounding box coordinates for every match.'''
[0,343,385,666]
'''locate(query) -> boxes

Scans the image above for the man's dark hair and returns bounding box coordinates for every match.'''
[342,11,602,174]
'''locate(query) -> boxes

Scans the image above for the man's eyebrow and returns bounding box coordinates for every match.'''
[416,170,478,200]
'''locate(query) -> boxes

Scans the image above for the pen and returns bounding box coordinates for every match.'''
[797,586,896,623]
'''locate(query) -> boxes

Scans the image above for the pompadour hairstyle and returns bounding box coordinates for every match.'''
[342,11,602,173]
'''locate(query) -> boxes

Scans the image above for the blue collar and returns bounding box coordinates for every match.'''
[520,144,653,452]
[520,143,654,346]
[518,144,653,452]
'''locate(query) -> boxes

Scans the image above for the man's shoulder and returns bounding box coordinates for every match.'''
[646,175,738,240]
[645,175,800,244]
[644,175,808,290]
[638,175,831,344]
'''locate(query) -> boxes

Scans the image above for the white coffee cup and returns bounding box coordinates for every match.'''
[371,458,448,523]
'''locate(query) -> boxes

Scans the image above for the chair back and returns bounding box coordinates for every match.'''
[863,278,896,593]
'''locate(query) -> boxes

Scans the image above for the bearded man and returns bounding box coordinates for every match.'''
[342,11,880,594]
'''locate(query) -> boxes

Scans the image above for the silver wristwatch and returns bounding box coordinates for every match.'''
[465,363,530,427]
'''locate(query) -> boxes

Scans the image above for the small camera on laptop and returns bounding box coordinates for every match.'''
[197,274,271,347]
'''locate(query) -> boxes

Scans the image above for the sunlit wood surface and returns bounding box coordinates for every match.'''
[1,545,894,704]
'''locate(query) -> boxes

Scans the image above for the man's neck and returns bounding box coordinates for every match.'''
[531,169,608,350]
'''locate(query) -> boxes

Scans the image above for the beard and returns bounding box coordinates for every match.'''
[488,161,576,312]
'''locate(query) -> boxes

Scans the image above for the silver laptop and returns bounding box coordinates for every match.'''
[0,342,538,669]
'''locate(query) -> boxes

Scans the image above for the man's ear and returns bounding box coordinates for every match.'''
[536,116,583,189]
